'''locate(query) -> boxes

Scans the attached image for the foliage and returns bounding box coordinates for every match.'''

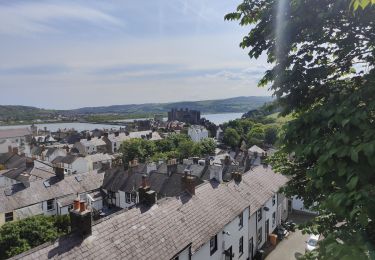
[0,215,70,259]
[264,126,278,145]
[227,0,375,258]
[351,0,375,10]
[120,134,215,165]
[0,164,5,171]
[119,138,156,167]
[223,128,241,148]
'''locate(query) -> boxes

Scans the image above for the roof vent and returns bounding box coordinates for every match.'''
[4,189,12,196]
[43,180,51,188]
[75,175,83,182]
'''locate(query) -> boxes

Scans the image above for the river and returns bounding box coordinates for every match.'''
[0,112,244,132]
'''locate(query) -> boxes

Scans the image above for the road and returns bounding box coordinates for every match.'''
[265,229,309,260]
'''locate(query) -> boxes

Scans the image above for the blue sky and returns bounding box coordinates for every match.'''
[0,0,270,109]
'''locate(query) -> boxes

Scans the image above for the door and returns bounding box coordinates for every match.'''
[265,219,270,242]
[225,246,233,260]
[249,237,253,260]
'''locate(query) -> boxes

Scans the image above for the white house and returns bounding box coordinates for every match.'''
[73,137,107,155]
[85,153,114,170]
[52,155,91,175]
[0,128,31,153]
[188,125,209,142]
[0,139,19,154]
[0,171,104,226]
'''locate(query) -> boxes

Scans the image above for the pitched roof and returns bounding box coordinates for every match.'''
[249,145,266,154]
[0,171,104,213]
[0,128,31,139]
[13,166,288,260]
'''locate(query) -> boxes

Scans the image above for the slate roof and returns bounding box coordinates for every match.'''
[13,166,288,260]
[249,145,266,154]
[0,153,26,169]
[61,155,78,164]
[51,156,64,164]
[0,171,104,213]
[0,128,31,139]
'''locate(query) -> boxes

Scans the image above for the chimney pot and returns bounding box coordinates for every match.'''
[79,201,86,212]
[73,199,80,211]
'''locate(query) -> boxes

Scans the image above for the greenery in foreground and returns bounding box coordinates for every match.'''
[0,215,70,259]
[120,134,216,167]
[227,0,375,259]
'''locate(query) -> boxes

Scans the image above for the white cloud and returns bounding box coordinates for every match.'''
[0,2,123,35]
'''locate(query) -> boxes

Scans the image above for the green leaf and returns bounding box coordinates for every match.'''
[347,176,359,190]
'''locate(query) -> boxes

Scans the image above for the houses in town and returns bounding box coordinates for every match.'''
[0,128,32,153]
[12,166,289,260]
[73,137,107,155]
[188,125,209,142]
[0,169,104,226]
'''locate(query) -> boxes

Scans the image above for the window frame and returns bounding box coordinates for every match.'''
[5,212,13,222]
[125,192,131,203]
[257,208,262,222]
[239,211,243,229]
[210,234,218,255]
[46,199,55,211]
[272,194,276,206]
[257,227,263,245]
[239,236,244,256]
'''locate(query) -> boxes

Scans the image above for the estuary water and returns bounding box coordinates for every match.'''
[0,112,244,132]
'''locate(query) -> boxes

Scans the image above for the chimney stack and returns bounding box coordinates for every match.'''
[12,147,18,155]
[103,132,109,138]
[55,166,65,180]
[232,171,242,183]
[167,159,177,176]
[181,171,196,195]
[26,158,34,169]
[115,132,119,137]
[70,199,92,237]
[8,146,12,153]
[138,175,156,206]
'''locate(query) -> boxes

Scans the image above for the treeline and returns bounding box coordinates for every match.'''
[120,134,216,167]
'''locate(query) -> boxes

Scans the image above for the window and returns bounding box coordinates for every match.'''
[272,195,276,206]
[272,212,276,227]
[125,192,131,203]
[210,235,218,255]
[131,193,136,203]
[239,212,243,228]
[239,236,243,256]
[257,208,262,222]
[47,199,55,211]
[257,227,263,244]
[5,212,13,222]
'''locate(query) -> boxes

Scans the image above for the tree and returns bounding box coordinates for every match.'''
[0,215,70,259]
[226,0,375,259]
[223,127,241,148]
[264,126,278,145]
[199,138,216,156]
[119,138,156,167]
[246,124,265,147]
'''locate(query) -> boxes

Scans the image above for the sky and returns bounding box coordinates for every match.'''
[0,0,271,109]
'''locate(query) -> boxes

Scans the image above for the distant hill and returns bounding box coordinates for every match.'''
[0,106,58,121]
[72,96,273,115]
[0,96,273,122]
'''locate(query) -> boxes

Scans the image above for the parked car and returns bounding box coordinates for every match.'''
[305,234,320,252]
